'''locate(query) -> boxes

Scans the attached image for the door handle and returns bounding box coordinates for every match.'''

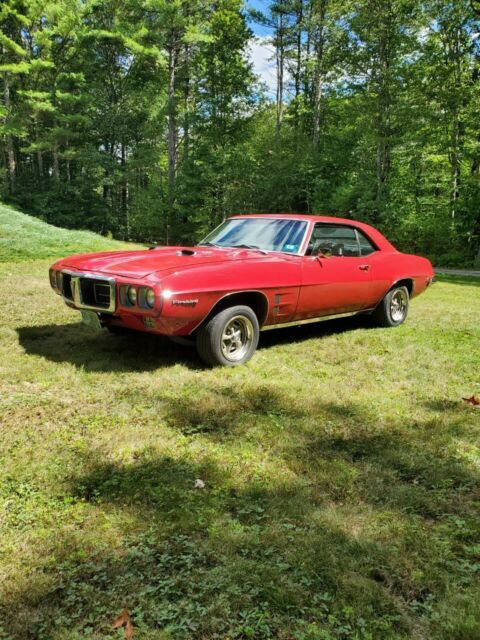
[359,264,370,271]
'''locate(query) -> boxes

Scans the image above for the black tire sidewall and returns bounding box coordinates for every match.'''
[196,305,260,367]
[376,285,409,327]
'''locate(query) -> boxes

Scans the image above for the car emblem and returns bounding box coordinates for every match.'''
[172,299,198,306]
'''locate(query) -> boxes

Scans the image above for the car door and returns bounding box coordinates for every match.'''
[296,223,378,319]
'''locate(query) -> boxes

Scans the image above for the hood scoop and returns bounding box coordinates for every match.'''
[176,249,196,256]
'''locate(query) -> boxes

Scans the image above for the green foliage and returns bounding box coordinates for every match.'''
[0,0,479,261]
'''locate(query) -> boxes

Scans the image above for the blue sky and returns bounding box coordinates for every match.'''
[245,0,279,97]
[246,0,273,37]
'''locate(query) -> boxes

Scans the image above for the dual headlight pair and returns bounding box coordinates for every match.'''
[124,285,155,309]
[49,269,61,290]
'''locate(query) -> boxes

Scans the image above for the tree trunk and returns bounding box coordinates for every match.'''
[121,141,129,240]
[451,118,461,224]
[183,40,191,167]
[53,141,60,180]
[449,26,463,226]
[37,150,43,187]
[312,77,323,147]
[312,1,327,147]
[376,129,390,214]
[304,2,312,100]
[3,72,16,193]
[35,118,44,189]
[374,10,392,219]
[66,140,71,184]
[294,0,303,127]
[275,12,285,133]
[167,40,178,242]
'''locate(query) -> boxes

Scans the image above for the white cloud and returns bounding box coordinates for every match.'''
[247,37,277,97]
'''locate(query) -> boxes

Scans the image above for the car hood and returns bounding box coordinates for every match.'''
[61,246,269,278]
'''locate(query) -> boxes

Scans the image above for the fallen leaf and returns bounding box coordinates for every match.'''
[112,608,134,638]
[462,395,480,406]
[113,608,129,629]
[125,619,134,639]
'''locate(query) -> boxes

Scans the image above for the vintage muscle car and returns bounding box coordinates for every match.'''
[49,214,434,366]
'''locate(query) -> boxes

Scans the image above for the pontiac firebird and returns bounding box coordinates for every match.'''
[49,214,434,366]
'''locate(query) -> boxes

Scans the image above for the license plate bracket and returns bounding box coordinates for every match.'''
[81,310,102,330]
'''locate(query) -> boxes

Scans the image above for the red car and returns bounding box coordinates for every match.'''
[49,214,434,366]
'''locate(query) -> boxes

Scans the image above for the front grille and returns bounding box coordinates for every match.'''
[80,278,112,309]
[62,273,73,300]
[94,283,111,306]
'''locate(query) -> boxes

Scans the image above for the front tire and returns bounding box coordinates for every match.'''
[196,305,260,367]
[373,285,409,327]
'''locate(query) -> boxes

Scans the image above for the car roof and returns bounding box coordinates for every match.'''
[229,213,397,252]
[231,213,362,224]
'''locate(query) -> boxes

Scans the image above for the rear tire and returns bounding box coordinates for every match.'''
[196,305,260,367]
[372,285,409,327]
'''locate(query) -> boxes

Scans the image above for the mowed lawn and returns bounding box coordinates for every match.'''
[1,234,479,638]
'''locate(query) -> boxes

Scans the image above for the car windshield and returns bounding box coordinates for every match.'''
[198,217,308,254]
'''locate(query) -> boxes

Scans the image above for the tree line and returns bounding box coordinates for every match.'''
[1,0,479,265]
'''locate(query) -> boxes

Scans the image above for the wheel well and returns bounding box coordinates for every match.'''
[392,279,414,296]
[200,291,269,329]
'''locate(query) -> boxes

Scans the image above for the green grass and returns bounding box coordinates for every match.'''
[0,202,141,262]
[0,211,479,639]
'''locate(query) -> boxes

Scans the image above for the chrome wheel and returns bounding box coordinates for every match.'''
[390,289,408,322]
[220,315,254,362]
[196,304,260,367]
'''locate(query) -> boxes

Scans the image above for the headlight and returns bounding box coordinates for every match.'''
[48,269,57,289]
[145,288,155,308]
[127,286,137,305]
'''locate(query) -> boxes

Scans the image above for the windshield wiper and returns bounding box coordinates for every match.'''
[231,244,267,254]
[199,242,267,254]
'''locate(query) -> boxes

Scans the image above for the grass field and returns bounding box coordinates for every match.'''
[0,202,140,262]
[0,205,479,639]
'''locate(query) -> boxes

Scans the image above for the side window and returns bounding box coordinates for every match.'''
[308,224,360,257]
[356,230,377,256]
